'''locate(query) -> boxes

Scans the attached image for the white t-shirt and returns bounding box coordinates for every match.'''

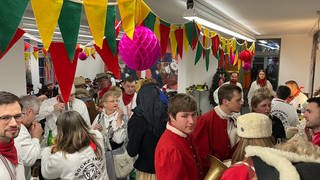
[271,98,299,128]
[41,130,108,180]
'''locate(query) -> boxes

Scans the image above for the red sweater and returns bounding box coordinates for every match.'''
[155,127,201,180]
[192,109,233,174]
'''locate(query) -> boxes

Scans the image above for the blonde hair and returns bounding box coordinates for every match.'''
[52,111,103,158]
[101,86,121,102]
[231,137,274,164]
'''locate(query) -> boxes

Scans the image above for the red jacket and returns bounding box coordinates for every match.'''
[192,109,234,174]
[155,126,202,180]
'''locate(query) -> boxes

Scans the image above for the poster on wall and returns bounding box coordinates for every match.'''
[119,52,178,91]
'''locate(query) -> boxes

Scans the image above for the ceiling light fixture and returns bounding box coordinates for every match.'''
[184,16,255,42]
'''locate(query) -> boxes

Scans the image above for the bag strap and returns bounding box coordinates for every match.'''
[0,154,16,180]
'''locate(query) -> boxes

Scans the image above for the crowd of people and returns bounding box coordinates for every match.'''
[1,69,320,180]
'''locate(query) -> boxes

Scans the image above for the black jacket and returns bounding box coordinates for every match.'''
[126,83,168,173]
[127,113,162,173]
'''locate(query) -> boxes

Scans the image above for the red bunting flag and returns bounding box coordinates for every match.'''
[49,42,80,103]
[94,39,120,79]
[159,23,170,59]
[0,28,25,60]
[211,35,220,57]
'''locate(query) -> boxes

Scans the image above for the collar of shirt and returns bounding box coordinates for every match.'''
[166,123,188,138]
[103,110,118,123]
[215,106,233,119]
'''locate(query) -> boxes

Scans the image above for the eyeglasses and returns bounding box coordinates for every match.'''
[104,100,119,103]
[0,113,24,122]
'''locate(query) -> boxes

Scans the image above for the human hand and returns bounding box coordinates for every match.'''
[94,124,103,131]
[54,103,65,112]
[30,122,43,139]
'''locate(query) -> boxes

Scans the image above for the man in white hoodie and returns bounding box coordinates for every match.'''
[15,95,43,179]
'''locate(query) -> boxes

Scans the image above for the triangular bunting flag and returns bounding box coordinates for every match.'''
[194,41,202,65]
[105,5,116,56]
[49,42,80,103]
[159,22,170,58]
[118,0,136,39]
[83,0,108,48]
[0,28,25,60]
[136,0,151,26]
[144,12,156,31]
[154,17,161,40]
[94,39,120,79]
[0,0,28,53]
[58,0,82,61]
[31,0,63,50]
[169,25,177,58]
[33,51,39,60]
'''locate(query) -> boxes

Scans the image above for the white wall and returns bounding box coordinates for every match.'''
[178,49,219,114]
[278,34,313,93]
[0,38,26,96]
[75,54,105,80]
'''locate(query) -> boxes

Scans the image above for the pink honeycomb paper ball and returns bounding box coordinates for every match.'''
[119,26,161,71]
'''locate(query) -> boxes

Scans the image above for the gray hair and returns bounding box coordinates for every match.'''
[19,95,41,112]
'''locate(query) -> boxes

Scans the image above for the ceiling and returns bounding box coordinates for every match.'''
[21,0,320,44]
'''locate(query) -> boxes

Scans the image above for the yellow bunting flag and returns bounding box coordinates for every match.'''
[31,0,63,50]
[154,17,161,40]
[183,26,189,52]
[136,0,150,25]
[24,52,30,62]
[233,52,238,66]
[33,51,39,60]
[204,28,210,38]
[238,58,241,71]
[83,0,108,48]
[249,41,255,53]
[118,0,136,39]
[169,25,178,58]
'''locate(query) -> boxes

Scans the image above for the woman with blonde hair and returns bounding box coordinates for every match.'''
[231,113,274,164]
[251,90,286,142]
[92,86,127,180]
[41,111,107,179]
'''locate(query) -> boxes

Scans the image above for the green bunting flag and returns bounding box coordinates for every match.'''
[0,0,29,53]
[185,22,194,48]
[185,21,198,49]
[194,41,202,65]
[105,5,116,56]
[205,49,210,71]
[58,0,82,61]
[144,12,156,31]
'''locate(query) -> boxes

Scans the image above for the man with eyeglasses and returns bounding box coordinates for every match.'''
[15,95,43,179]
[0,91,26,180]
